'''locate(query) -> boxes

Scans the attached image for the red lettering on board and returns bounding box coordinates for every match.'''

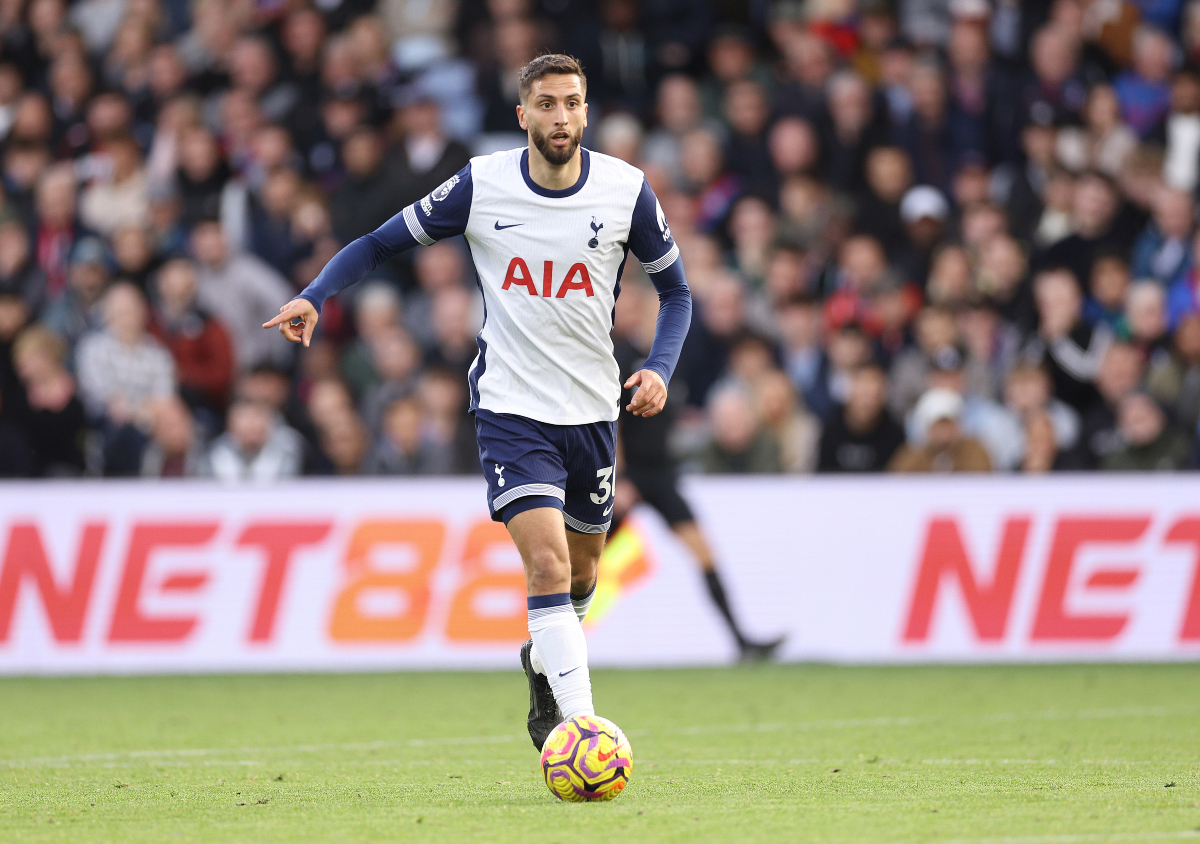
[903,517,1030,642]
[1031,517,1150,641]
[0,522,104,643]
[108,522,218,642]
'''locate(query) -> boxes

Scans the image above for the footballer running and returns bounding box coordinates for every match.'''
[265,55,692,750]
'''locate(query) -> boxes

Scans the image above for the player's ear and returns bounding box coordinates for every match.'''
[582,101,588,128]
[516,103,527,130]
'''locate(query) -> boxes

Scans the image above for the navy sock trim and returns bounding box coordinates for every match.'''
[571,580,597,602]
[527,592,571,610]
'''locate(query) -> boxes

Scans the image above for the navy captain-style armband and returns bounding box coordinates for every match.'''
[297,164,474,314]
[625,178,692,385]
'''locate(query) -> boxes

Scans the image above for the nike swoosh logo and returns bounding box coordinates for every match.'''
[494,221,523,230]
[603,504,613,516]
[559,666,580,677]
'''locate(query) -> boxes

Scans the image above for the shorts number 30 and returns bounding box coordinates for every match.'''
[590,466,614,505]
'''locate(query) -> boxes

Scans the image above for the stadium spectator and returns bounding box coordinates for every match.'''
[1024,267,1112,413]
[190,218,292,371]
[149,258,234,416]
[1079,342,1147,467]
[754,368,820,473]
[699,382,782,474]
[207,398,304,482]
[1114,26,1176,137]
[817,362,905,472]
[363,392,454,475]
[40,236,110,353]
[10,324,86,476]
[140,396,207,477]
[0,214,47,313]
[889,387,992,472]
[75,282,175,474]
[1102,390,1193,470]
[1130,186,1195,285]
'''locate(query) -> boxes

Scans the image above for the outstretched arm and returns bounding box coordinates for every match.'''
[264,166,474,344]
[625,178,692,417]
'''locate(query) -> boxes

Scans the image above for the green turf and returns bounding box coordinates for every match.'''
[0,665,1197,843]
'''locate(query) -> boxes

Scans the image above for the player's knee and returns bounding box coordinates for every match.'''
[526,545,570,591]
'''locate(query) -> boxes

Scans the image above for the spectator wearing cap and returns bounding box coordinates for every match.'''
[1114,26,1176,138]
[1129,186,1195,286]
[41,236,110,353]
[897,183,949,286]
[11,325,86,476]
[149,258,235,417]
[1102,390,1193,470]
[904,342,1025,470]
[889,387,993,472]
[817,362,905,472]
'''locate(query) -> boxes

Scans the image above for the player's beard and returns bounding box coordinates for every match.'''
[530,123,583,166]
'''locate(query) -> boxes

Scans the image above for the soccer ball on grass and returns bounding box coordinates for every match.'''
[540,714,632,802]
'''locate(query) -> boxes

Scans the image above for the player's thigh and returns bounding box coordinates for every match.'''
[474,409,569,522]
[561,420,618,536]
[506,506,572,594]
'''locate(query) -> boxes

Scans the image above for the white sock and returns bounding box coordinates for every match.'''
[571,580,597,623]
[528,594,594,720]
[530,581,598,673]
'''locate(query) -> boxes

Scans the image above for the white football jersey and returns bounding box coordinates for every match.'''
[405,148,680,425]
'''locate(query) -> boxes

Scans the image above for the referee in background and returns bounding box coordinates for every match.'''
[611,283,784,661]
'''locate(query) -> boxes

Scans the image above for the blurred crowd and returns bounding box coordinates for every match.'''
[3,0,1200,480]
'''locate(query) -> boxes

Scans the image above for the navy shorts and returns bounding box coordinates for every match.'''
[473,408,617,534]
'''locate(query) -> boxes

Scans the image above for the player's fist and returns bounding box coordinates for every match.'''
[624,369,667,418]
[263,298,319,346]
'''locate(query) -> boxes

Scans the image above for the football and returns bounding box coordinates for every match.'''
[540,714,633,802]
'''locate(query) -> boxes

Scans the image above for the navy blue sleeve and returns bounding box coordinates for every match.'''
[297,164,473,313]
[625,178,691,385]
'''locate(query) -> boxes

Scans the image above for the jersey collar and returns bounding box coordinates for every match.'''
[520,147,590,198]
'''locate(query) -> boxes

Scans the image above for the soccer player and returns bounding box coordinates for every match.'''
[611,284,784,661]
[264,55,691,751]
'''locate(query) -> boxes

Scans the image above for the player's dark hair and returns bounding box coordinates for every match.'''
[518,54,587,103]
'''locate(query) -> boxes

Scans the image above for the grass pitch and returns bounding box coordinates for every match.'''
[0,665,1197,843]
